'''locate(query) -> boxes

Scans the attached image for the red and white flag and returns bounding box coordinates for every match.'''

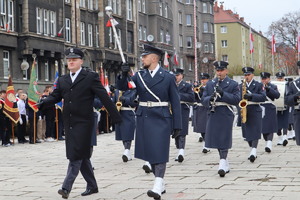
[271,33,276,54]
[106,18,119,27]
[163,51,169,68]
[249,27,254,54]
[57,25,65,37]
[172,51,179,66]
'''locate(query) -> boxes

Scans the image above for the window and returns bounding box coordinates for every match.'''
[143,26,147,41]
[80,0,85,8]
[186,14,192,26]
[88,0,93,10]
[204,43,209,53]
[88,24,93,47]
[7,0,13,32]
[0,0,6,30]
[203,22,208,33]
[180,58,183,69]
[22,68,28,80]
[138,25,142,40]
[179,35,183,47]
[188,62,192,71]
[221,26,227,33]
[210,23,214,33]
[80,22,85,45]
[95,0,98,10]
[65,18,71,43]
[127,31,133,53]
[142,0,145,13]
[43,10,49,36]
[160,29,164,43]
[95,25,99,47]
[138,0,141,12]
[166,31,170,44]
[3,50,9,79]
[159,3,163,16]
[164,4,168,18]
[210,43,214,53]
[221,40,227,48]
[45,61,49,81]
[178,12,182,24]
[186,0,191,4]
[65,0,71,3]
[209,3,213,14]
[187,36,192,48]
[222,55,228,62]
[36,8,43,34]
[127,0,133,20]
[108,0,121,15]
[203,3,207,13]
[50,11,56,37]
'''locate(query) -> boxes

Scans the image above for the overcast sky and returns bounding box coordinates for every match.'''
[220,0,300,35]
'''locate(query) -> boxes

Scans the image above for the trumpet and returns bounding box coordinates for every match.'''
[193,84,203,93]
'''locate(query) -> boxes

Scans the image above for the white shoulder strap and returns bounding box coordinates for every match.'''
[137,72,161,102]
[293,81,300,92]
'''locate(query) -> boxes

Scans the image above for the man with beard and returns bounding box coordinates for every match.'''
[117,44,182,200]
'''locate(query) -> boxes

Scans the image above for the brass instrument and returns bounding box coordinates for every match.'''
[193,84,203,93]
[239,79,248,123]
[116,90,123,112]
[210,80,220,113]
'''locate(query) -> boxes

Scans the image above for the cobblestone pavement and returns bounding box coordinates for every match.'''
[1,125,300,200]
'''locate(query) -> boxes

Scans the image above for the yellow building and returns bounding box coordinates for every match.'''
[213,2,272,75]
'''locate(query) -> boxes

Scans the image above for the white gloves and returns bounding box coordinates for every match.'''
[19,117,23,125]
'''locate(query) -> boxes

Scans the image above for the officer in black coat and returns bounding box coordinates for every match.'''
[260,72,280,153]
[239,67,266,163]
[40,47,122,199]
[193,73,210,153]
[118,44,181,200]
[174,68,194,163]
[285,61,300,145]
[202,61,240,177]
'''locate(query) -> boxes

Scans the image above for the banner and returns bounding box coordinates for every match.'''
[3,76,19,124]
[27,60,40,112]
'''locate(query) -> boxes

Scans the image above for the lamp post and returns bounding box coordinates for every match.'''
[105,6,126,63]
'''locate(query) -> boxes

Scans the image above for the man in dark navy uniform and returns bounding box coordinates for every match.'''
[118,44,182,199]
[174,68,194,163]
[193,72,210,153]
[202,61,240,177]
[239,67,266,163]
[40,47,122,199]
[260,72,280,153]
[286,61,300,146]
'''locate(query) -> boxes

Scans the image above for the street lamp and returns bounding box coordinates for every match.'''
[105,6,126,63]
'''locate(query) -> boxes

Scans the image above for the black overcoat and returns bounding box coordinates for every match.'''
[42,69,121,161]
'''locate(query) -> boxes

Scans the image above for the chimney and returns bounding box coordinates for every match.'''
[240,17,244,22]
[234,14,239,19]
[214,1,219,12]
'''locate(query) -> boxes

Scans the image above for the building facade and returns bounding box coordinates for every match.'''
[214,1,272,75]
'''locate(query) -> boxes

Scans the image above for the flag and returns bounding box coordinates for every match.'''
[172,51,179,66]
[106,18,119,27]
[163,51,169,68]
[53,70,63,110]
[57,25,65,37]
[271,33,276,54]
[104,75,110,94]
[3,76,19,124]
[249,27,254,54]
[27,60,40,112]
[99,67,110,94]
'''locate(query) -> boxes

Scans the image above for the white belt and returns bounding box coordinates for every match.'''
[247,101,261,105]
[215,102,231,106]
[295,105,300,110]
[120,107,135,111]
[261,101,274,105]
[139,101,169,107]
[195,103,203,107]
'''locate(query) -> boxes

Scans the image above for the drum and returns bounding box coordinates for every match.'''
[272,81,286,111]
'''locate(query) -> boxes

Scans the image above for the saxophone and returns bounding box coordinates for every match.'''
[116,90,123,112]
[239,79,248,123]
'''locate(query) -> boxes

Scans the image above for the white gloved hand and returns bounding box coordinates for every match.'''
[19,117,23,125]
[39,116,42,120]
[26,115,28,122]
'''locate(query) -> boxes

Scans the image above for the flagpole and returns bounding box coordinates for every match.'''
[34,111,36,143]
[272,30,275,75]
[11,121,14,144]
[193,0,198,82]
[55,107,59,141]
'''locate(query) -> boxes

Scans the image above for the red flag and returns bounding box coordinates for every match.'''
[272,33,276,54]
[57,25,65,37]
[100,66,105,85]
[106,19,112,27]
[249,27,254,54]
[173,51,179,66]
[6,23,10,33]
[3,76,20,124]
[106,19,119,27]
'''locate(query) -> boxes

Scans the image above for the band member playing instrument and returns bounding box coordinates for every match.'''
[285,61,300,146]
[239,67,266,163]
[202,61,240,177]
[118,44,182,199]
[193,73,210,153]
[260,72,280,153]
[174,68,195,163]
[115,88,138,162]
[274,72,291,145]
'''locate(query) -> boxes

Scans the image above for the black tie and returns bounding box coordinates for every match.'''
[150,71,153,74]
[71,73,75,76]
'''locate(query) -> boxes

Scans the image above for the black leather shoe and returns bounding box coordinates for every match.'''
[249,155,256,163]
[58,188,69,199]
[178,155,184,163]
[122,155,128,162]
[202,148,210,153]
[265,147,271,153]
[218,169,226,177]
[147,190,161,199]
[81,188,98,196]
[283,139,288,146]
[142,165,152,173]
[198,137,203,142]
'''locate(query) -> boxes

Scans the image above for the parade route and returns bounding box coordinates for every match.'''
[1,125,300,200]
